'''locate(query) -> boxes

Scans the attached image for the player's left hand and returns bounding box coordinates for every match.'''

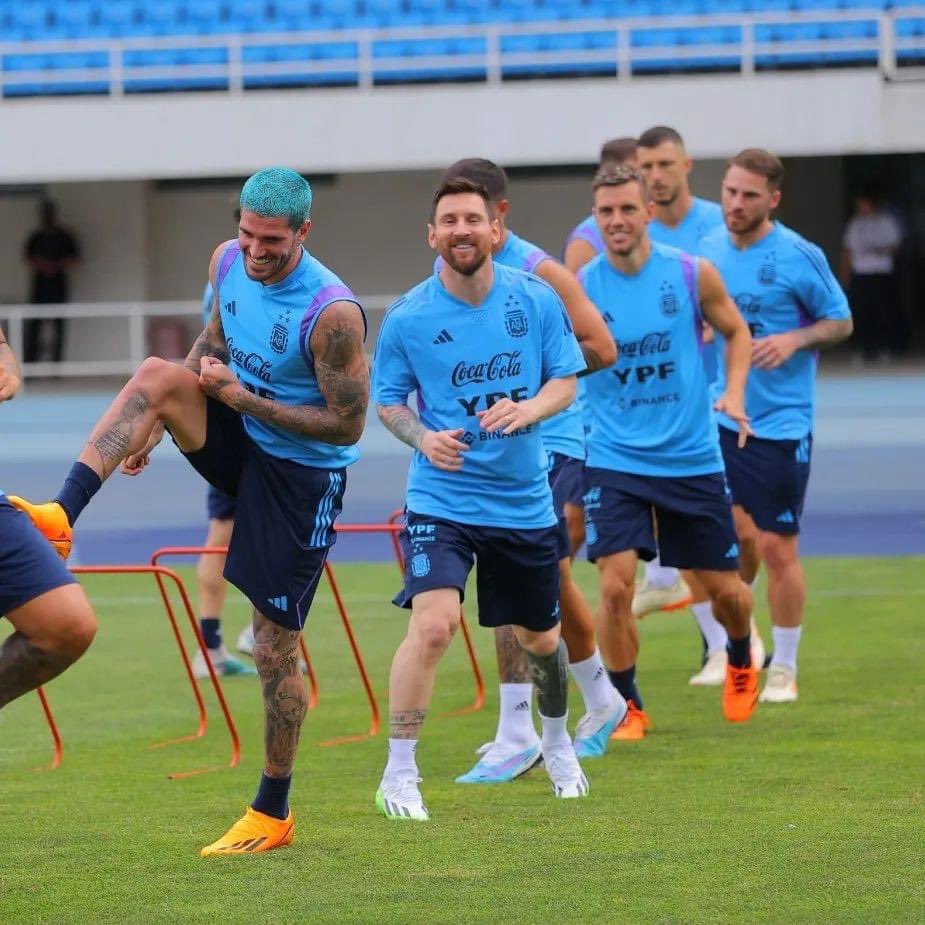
[713,393,754,448]
[199,356,242,404]
[752,332,800,369]
[477,398,537,435]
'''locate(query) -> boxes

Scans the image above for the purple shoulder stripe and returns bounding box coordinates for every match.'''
[216,242,241,292]
[523,249,551,274]
[299,285,363,369]
[679,252,703,352]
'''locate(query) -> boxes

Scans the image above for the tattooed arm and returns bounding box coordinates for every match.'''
[183,242,231,373]
[199,300,369,446]
[377,404,470,473]
[0,324,22,403]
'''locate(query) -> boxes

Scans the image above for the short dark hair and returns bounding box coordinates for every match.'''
[727,148,785,191]
[599,137,637,168]
[431,176,496,221]
[592,164,649,200]
[637,125,685,150]
[442,158,508,202]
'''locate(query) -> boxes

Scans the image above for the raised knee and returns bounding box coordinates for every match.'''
[47,608,98,659]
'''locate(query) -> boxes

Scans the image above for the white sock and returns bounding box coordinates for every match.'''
[645,555,680,590]
[569,649,619,713]
[771,625,802,672]
[384,738,418,777]
[539,711,570,750]
[496,683,537,744]
[691,601,729,656]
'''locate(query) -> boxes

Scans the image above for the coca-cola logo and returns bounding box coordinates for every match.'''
[451,351,522,387]
[619,331,671,359]
[226,337,273,383]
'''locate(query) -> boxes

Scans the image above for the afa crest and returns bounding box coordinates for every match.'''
[269,323,289,355]
[411,553,431,578]
[504,308,528,338]
[659,282,679,318]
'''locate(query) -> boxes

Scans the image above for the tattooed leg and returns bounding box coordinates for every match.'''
[387,589,461,738]
[251,609,307,778]
[493,624,530,683]
[0,585,97,709]
[524,640,570,719]
[75,359,208,480]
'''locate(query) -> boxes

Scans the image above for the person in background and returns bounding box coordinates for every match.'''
[23,200,80,365]
[841,185,903,363]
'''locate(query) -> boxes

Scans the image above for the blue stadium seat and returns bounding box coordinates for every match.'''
[97,1,143,37]
[373,35,486,84]
[2,48,110,97]
[187,0,228,33]
[243,39,359,88]
[895,17,925,64]
[52,1,98,35]
[123,44,229,92]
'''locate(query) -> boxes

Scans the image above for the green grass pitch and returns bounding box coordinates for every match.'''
[1,558,922,924]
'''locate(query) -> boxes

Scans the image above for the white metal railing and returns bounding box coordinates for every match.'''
[0,8,923,98]
[0,297,396,379]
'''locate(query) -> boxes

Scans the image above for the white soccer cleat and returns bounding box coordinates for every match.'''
[750,618,766,670]
[759,664,799,703]
[455,738,542,783]
[689,649,728,687]
[543,743,589,799]
[375,773,430,821]
[236,624,255,656]
[632,576,693,619]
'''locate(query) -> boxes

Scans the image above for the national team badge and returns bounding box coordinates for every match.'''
[505,308,528,338]
[411,553,431,578]
[659,282,679,318]
[758,257,776,285]
[269,323,288,355]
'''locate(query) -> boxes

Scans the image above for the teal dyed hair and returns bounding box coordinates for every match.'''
[239,167,312,231]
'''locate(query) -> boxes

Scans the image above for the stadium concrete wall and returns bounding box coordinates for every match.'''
[0,70,922,186]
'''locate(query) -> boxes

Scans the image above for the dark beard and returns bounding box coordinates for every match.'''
[442,245,489,276]
[245,240,299,280]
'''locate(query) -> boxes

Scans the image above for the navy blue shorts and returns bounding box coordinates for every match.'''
[548,452,584,560]
[393,511,561,632]
[176,397,346,631]
[583,467,740,572]
[720,427,812,536]
[0,497,76,617]
[206,485,236,521]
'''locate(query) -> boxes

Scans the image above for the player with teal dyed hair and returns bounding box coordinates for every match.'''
[239,166,313,230]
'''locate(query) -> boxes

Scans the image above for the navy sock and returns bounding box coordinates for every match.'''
[54,462,102,526]
[200,618,222,650]
[607,666,643,710]
[252,773,292,820]
[727,634,752,669]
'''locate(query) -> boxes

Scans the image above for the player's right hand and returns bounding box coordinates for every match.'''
[121,423,165,476]
[0,367,20,403]
[420,428,469,472]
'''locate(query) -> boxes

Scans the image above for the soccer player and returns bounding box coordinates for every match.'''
[579,165,758,736]
[191,276,256,680]
[631,125,728,622]
[373,177,589,820]
[439,158,624,775]
[9,168,369,855]
[702,149,853,703]
[0,325,98,709]
[563,136,639,274]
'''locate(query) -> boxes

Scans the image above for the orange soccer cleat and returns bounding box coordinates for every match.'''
[6,496,72,560]
[722,663,759,723]
[610,700,652,741]
[200,806,295,858]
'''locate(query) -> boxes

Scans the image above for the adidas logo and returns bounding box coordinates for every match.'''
[603,311,615,323]
[776,510,795,524]
[724,543,739,558]
[594,668,604,681]
[432,329,454,344]
[267,595,288,611]
[514,700,530,711]
[224,300,236,316]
